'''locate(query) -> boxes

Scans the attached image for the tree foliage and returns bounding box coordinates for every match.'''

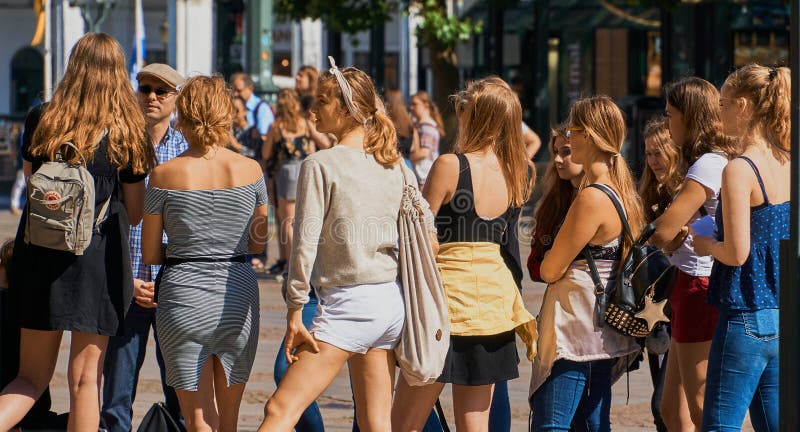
[274,0,481,55]
[274,0,404,34]
[414,0,482,54]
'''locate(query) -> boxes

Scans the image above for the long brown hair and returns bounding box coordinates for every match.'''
[319,66,401,168]
[568,95,645,261]
[532,124,576,258]
[664,77,737,163]
[31,33,153,174]
[384,89,414,139]
[452,76,534,207]
[412,91,446,137]
[724,64,791,162]
[176,75,235,149]
[274,89,305,134]
[639,117,681,222]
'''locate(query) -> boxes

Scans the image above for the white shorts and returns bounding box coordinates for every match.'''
[311,280,405,354]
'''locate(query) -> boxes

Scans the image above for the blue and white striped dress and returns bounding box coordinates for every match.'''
[144,179,268,390]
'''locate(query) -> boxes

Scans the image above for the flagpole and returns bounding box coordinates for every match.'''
[135,0,144,69]
[44,0,52,101]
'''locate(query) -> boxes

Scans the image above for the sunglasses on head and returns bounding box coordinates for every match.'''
[138,85,173,96]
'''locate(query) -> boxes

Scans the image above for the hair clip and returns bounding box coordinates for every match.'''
[328,56,368,126]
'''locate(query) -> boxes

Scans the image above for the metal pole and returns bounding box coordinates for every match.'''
[247,0,278,96]
[780,0,800,430]
[43,0,52,101]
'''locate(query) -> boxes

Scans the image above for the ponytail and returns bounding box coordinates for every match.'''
[366,110,401,168]
[725,64,791,159]
[761,67,790,153]
[608,156,646,262]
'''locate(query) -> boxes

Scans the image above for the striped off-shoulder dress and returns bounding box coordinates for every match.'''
[144,179,268,390]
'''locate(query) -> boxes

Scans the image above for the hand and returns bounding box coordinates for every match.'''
[663,226,689,253]
[284,308,320,364]
[689,226,717,257]
[134,278,156,308]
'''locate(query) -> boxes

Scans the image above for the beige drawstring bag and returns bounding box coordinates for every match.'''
[395,164,450,386]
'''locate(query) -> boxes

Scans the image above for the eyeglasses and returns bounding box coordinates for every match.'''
[138,85,174,97]
[565,126,585,139]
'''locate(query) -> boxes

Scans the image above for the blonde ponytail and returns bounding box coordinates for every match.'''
[366,110,401,168]
[725,64,791,159]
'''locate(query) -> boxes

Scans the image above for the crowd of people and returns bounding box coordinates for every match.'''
[0,31,791,432]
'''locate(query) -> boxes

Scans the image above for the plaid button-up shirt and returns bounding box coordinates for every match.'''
[129,126,188,282]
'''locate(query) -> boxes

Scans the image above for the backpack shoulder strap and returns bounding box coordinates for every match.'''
[586,183,633,243]
[58,142,87,165]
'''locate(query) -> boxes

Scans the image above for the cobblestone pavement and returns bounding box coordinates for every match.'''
[0,209,753,431]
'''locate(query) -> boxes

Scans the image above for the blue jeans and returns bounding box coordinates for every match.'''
[702,309,779,432]
[274,290,324,432]
[101,303,182,432]
[490,380,511,431]
[530,359,614,432]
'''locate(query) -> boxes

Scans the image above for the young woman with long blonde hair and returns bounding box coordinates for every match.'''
[392,76,536,432]
[258,60,430,432]
[0,33,155,431]
[529,96,644,432]
[650,77,738,431]
[693,64,790,432]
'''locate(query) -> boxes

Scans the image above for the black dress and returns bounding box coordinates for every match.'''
[11,105,147,336]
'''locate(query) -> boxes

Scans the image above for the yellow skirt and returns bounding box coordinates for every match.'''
[437,242,537,360]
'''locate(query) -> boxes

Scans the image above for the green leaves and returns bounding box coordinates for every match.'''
[274,0,405,34]
[415,0,482,53]
[273,0,481,54]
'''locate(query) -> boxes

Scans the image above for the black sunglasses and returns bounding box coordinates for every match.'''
[138,85,173,96]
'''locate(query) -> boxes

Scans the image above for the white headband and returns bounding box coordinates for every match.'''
[328,56,368,126]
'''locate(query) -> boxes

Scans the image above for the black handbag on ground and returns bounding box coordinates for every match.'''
[583,184,678,338]
[136,402,183,432]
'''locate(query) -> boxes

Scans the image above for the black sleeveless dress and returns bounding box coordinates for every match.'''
[11,105,147,336]
[435,153,522,385]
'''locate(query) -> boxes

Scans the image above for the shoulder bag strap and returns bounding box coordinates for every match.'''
[586,183,634,243]
[583,246,608,328]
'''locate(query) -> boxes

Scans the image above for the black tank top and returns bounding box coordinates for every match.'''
[435,153,523,288]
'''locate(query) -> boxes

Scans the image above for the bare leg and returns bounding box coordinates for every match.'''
[258,341,351,432]
[0,329,62,430]
[349,348,396,432]
[452,383,493,432]
[175,358,219,432]
[660,340,695,431]
[67,331,109,432]
[212,356,247,432]
[677,340,713,429]
[391,373,445,432]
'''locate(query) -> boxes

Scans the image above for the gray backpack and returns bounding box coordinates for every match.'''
[25,142,111,255]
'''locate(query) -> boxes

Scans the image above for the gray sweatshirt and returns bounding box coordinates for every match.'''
[284,144,432,308]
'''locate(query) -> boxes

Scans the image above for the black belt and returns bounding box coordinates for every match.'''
[154,255,247,301]
[164,255,247,266]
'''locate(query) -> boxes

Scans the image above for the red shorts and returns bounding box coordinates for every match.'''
[668,271,719,343]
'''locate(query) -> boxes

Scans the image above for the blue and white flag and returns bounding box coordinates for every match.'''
[129,0,146,89]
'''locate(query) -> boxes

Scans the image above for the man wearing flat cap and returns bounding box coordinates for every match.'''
[100,63,187,431]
